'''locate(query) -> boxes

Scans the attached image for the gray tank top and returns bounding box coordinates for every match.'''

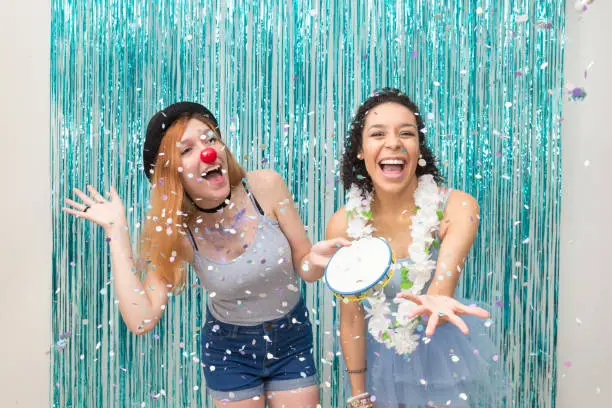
[188,182,301,325]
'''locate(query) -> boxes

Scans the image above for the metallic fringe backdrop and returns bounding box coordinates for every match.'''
[51,0,564,407]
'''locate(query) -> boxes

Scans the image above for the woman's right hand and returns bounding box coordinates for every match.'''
[63,186,127,232]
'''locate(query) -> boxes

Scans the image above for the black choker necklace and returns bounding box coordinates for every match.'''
[188,190,232,213]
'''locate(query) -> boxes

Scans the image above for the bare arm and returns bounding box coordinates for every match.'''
[327,208,368,395]
[64,186,170,334]
[248,170,349,282]
[106,220,170,334]
[396,189,488,336]
[427,190,480,297]
[340,300,368,396]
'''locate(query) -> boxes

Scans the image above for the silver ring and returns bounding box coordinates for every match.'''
[83,205,91,213]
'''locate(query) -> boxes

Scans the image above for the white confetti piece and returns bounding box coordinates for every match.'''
[516,15,528,23]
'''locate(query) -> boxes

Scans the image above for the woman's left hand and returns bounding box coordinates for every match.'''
[307,238,352,269]
[395,292,490,337]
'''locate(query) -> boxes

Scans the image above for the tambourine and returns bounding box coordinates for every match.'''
[324,237,395,302]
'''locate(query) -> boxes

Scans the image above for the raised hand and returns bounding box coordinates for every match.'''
[63,186,127,232]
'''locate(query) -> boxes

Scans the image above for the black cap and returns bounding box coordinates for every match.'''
[143,102,219,181]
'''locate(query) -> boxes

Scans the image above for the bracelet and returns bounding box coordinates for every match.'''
[347,398,373,407]
[347,392,373,408]
[345,366,367,374]
[347,393,369,402]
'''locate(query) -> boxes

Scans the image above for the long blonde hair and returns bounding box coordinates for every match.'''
[140,113,245,293]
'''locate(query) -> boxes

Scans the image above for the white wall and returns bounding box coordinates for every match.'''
[557,1,612,406]
[0,0,51,406]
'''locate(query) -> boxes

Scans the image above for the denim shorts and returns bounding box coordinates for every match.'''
[201,298,318,401]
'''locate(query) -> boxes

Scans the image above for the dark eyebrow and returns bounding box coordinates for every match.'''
[366,123,417,131]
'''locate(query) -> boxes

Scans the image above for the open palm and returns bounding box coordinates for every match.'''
[63,186,127,232]
[395,292,490,337]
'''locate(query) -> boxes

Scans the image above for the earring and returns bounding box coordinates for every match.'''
[418,153,427,167]
[357,153,363,160]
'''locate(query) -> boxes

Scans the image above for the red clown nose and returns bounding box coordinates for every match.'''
[200,147,217,164]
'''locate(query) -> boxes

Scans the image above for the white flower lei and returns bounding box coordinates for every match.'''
[345,175,444,354]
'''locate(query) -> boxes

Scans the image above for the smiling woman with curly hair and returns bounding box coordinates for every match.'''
[341,88,443,194]
[328,88,506,407]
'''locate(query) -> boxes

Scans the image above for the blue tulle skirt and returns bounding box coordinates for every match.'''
[344,303,507,407]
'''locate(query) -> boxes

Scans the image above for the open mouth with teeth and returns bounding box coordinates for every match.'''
[378,159,407,177]
[201,165,224,182]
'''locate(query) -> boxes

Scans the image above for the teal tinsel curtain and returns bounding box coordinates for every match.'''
[51,1,564,406]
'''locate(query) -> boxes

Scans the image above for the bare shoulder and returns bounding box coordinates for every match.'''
[247,169,284,186]
[179,231,195,260]
[326,206,349,239]
[444,189,479,214]
[244,170,290,217]
[439,188,480,239]
[245,170,286,198]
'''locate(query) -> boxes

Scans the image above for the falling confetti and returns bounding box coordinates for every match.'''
[51,3,562,407]
[574,0,596,13]
[516,15,528,23]
[570,87,587,101]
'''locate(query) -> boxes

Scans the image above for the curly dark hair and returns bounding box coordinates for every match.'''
[340,88,443,194]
